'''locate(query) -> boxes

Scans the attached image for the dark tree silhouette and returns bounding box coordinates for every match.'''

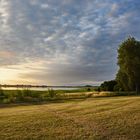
[100,80,117,91]
[116,37,140,93]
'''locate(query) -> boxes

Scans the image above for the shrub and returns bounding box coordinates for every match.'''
[22,89,32,96]
[0,88,4,96]
[47,88,57,98]
[0,88,5,102]
[100,80,117,91]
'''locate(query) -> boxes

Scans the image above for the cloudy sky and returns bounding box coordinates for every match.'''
[0,0,140,85]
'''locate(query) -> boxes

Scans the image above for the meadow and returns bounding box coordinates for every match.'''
[0,88,95,104]
[0,87,136,104]
[0,96,139,140]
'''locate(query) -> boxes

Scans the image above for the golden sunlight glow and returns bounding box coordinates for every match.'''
[0,68,19,84]
[0,60,47,85]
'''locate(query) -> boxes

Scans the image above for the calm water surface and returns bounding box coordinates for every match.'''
[2,87,79,91]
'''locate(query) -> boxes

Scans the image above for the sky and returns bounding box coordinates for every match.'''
[0,0,140,86]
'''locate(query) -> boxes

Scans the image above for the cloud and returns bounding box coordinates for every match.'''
[0,0,140,85]
[0,50,13,57]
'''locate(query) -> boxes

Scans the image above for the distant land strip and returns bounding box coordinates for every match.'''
[0,84,98,88]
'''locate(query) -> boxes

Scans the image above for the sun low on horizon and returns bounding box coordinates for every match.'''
[0,0,140,86]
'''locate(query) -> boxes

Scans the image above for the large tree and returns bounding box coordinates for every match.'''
[117,37,140,93]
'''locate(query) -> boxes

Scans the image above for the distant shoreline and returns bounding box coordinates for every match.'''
[0,85,98,88]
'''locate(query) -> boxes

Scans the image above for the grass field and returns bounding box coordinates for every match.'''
[0,96,140,140]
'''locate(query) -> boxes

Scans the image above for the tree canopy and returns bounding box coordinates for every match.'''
[116,37,140,92]
[99,37,140,93]
[100,80,117,91]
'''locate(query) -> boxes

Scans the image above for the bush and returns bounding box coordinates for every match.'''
[0,88,5,102]
[100,80,117,91]
[47,88,57,98]
[0,88,4,96]
[22,89,32,96]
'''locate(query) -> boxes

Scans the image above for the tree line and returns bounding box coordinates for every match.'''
[99,37,140,93]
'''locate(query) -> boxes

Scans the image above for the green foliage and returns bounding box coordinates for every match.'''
[0,88,91,104]
[117,37,140,92]
[47,88,57,98]
[116,70,130,91]
[0,88,4,96]
[0,88,5,101]
[113,84,121,91]
[0,87,137,104]
[85,85,92,87]
[100,80,117,91]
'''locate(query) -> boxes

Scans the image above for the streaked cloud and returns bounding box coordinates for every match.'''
[0,0,140,85]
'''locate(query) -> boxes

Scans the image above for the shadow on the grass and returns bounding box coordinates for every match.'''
[0,93,139,109]
[0,97,89,109]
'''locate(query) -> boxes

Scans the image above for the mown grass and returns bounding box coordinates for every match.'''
[0,96,139,140]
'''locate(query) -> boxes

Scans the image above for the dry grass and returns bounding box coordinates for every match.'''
[0,96,140,140]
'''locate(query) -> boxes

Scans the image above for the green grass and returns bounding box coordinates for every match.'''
[0,96,139,140]
[0,88,93,104]
[0,87,137,104]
